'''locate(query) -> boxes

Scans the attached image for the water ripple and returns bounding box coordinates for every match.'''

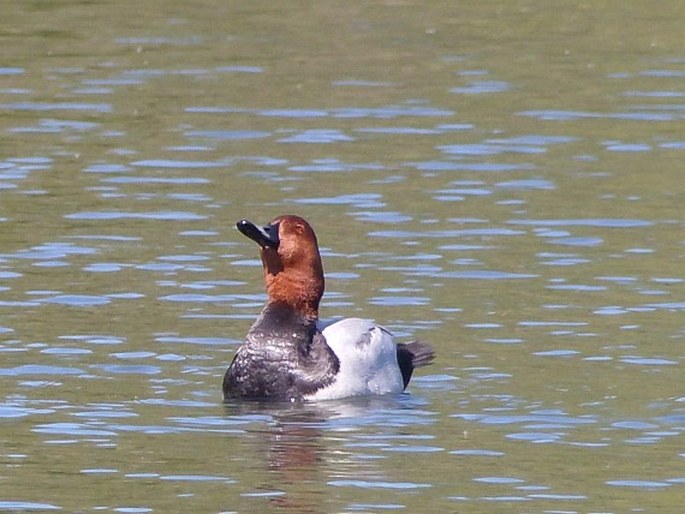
[65,211,206,221]
[278,129,354,143]
[0,501,61,511]
[509,218,653,228]
[0,101,112,112]
[369,228,524,238]
[185,129,270,140]
[0,365,85,376]
[328,480,432,490]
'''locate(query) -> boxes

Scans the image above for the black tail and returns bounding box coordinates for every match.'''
[396,341,435,389]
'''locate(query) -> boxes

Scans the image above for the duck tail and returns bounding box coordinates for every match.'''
[396,341,435,388]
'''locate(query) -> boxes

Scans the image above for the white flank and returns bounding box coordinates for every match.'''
[306,318,404,401]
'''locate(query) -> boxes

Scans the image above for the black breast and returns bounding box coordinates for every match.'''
[223,303,339,401]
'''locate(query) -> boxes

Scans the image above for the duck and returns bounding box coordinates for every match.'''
[223,214,434,402]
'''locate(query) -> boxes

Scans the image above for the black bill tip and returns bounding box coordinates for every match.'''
[236,219,280,248]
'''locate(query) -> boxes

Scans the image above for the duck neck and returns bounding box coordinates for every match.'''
[265,271,323,320]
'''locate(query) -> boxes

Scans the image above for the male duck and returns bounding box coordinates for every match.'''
[223,214,434,401]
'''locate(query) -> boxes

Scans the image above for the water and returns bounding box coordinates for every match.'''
[2,0,684,512]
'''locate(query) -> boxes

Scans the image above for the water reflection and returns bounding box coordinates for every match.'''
[224,395,437,511]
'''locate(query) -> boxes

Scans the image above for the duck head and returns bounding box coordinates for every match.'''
[237,214,324,319]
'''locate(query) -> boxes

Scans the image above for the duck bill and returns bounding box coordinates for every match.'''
[236,219,280,249]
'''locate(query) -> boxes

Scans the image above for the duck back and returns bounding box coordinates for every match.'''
[223,303,339,401]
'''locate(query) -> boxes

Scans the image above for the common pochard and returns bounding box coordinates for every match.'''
[223,214,434,401]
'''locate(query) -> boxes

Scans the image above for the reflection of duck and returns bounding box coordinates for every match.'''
[223,214,434,401]
[225,395,418,513]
